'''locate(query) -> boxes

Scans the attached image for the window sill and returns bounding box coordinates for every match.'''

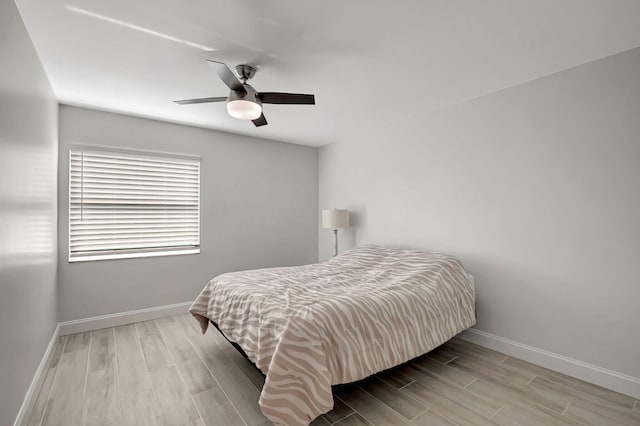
[69,248,200,263]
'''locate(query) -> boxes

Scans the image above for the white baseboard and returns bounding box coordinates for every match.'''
[459,328,640,400]
[13,324,60,426]
[58,301,193,336]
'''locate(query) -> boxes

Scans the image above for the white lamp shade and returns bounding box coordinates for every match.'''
[322,209,349,229]
[227,99,262,120]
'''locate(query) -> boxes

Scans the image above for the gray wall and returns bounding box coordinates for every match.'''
[319,48,640,378]
[58,105,318,322]
[0,2,58,424]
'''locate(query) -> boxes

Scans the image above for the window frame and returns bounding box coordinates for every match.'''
[68,146,201,262]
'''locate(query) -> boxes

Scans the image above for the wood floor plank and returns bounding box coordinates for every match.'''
[310,415,332,425]
[375,368,414,389]
[473,377,565,415]
[41,347,89,426]
[322,395,355,424]
[505,356,636,411]
[336,383,411,425]
[192,387,245,426]
[412,355,477,388]
[448,339,508,364]
[491,405,574,426]
[563,401,639,426]
[49,336,67,369]
[118,389,164,426]
[333,413,371,425]
[83,328,120,425]
[466,380,582,426]
[525,375,572,410]
[64,331,91,353]
[357,376,427,420]
[500,356,557,378]
[27,337,66,426]
[399,381,497,426]
[156,316,188,340]
[139,334,173,372]
[83,368,121,425]
[530,376,640,425]
[187,329,268,426]
[172,345,219,395]
[183,329,232,369]
[487,357,558,390]
[411,409,457,426]
[148,366,199,426]
[174,314,201,337]
[448,359,515,393]
[156,317,218,395]
[136,320,162,337]
[88,328,116,371]
[180,419,205,426]
[26,366,57,426]
[399,364,501,419]
[115,324,152,396]
[446,344,535,385]
[447,356,533,388]
[425,347,459,364]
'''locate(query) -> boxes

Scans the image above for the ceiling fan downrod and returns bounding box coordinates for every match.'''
[234,64,257,84]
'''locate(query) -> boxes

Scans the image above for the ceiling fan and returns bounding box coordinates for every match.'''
[174,60,315,127]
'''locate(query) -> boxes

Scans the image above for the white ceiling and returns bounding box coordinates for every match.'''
[16,0,640,147]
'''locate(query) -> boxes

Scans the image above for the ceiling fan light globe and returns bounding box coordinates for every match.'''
[227,99,262,120]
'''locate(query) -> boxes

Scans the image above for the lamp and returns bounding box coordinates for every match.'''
[226,86,262,120]
[322,209,349,257]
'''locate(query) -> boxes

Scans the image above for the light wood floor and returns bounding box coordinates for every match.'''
[25,314,640,426]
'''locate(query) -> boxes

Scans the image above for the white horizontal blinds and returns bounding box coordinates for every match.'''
[69,149,200,259]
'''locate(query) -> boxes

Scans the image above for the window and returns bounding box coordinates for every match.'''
[69,148,200,262]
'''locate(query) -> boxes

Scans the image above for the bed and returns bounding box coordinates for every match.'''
[190,244,476,426]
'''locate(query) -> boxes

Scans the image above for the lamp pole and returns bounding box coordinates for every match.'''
[332,228,338,257]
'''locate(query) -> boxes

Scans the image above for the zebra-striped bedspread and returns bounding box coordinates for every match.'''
[190,245,476,426]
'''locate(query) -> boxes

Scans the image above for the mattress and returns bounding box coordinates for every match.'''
[190,244,476,425]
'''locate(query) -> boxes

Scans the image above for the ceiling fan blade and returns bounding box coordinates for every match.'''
[252,113,268,127]
[259,92,315,105]
[206,60,246,94]
[174,96,227,105]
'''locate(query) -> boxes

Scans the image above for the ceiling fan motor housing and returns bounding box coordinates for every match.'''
[227,84,261,105]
